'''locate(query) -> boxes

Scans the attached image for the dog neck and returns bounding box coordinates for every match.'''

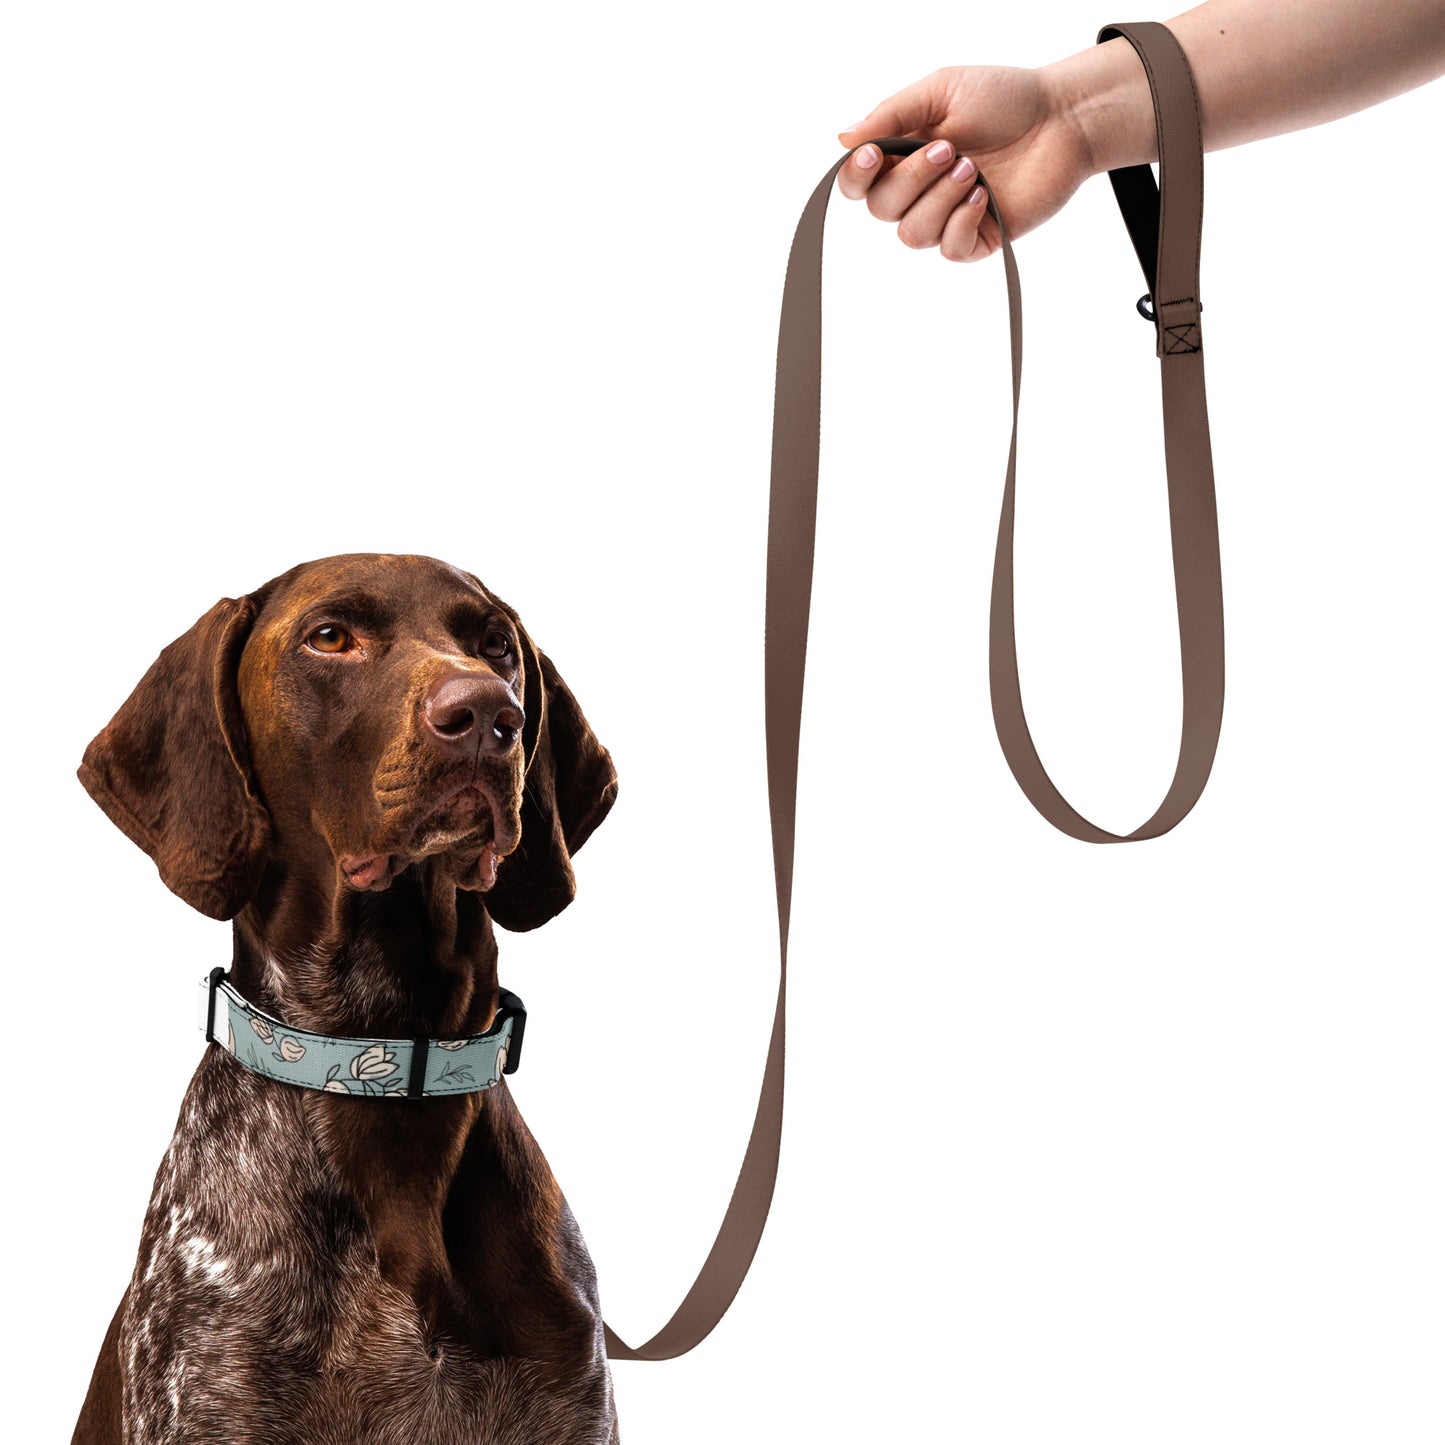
[226,855,537,1331]
[230,854,504,1044]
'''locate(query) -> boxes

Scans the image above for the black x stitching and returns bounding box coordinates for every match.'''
[1163,324,1200,354]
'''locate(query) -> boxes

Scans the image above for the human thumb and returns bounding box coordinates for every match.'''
[837,73,949,145]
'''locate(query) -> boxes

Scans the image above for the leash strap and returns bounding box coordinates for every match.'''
[993,22,1223,842]
[604,19,1221,1360]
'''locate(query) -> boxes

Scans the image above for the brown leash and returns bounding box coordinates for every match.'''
[604,19,1222,1361]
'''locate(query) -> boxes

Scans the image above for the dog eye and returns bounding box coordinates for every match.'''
[482,631,513,660]
[306,624,354,654]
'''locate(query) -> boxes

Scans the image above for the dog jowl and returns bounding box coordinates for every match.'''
[71,554,620,1445]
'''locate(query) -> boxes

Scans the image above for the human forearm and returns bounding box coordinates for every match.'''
[1044,0,1445,176]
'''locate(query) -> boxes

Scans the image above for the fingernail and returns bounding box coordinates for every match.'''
[844,120,869,133]
[855,145,879,169]
[951,156,976,184]
[968,184,987,206]
[925,140,953,164]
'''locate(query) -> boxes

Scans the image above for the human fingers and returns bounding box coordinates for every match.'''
[891,153,984,250]
[835,70,954,200]
[835,140,890,201]
[939,180,995,262]
[855,137,962,227]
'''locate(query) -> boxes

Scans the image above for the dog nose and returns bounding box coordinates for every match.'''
[423,674,524,755]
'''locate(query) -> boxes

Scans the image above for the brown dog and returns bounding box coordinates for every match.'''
[71,553,620,1445]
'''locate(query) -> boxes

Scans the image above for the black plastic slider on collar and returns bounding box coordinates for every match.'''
[495,988,527,1074]
[408,1036,429,1099]
[205,966,226,1044]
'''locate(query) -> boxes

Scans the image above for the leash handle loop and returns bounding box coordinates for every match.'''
[604,18,1220,1362]
[989,21,1223,844]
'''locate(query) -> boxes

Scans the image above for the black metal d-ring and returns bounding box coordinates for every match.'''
[1137,293,1155,321]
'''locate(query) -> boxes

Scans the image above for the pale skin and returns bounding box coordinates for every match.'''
[836,0,1445,261]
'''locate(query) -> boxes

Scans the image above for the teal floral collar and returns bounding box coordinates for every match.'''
[196,969,525,1099]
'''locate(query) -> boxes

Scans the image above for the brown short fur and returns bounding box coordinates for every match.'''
[72,554,620,1445]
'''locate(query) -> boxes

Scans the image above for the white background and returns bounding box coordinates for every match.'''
[2,2,1442,1440]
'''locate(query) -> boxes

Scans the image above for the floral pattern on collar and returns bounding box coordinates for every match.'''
[196,972,519,1098]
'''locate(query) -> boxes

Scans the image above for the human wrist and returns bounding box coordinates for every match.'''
[1040,36,1159,178]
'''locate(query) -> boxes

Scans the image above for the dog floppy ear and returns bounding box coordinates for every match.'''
[78,596,271,921]
[482,602,618,933]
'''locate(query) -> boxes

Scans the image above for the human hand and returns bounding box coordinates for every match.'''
[836,64,1094,262]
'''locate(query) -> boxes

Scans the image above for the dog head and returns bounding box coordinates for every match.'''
[78,553,617,932]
